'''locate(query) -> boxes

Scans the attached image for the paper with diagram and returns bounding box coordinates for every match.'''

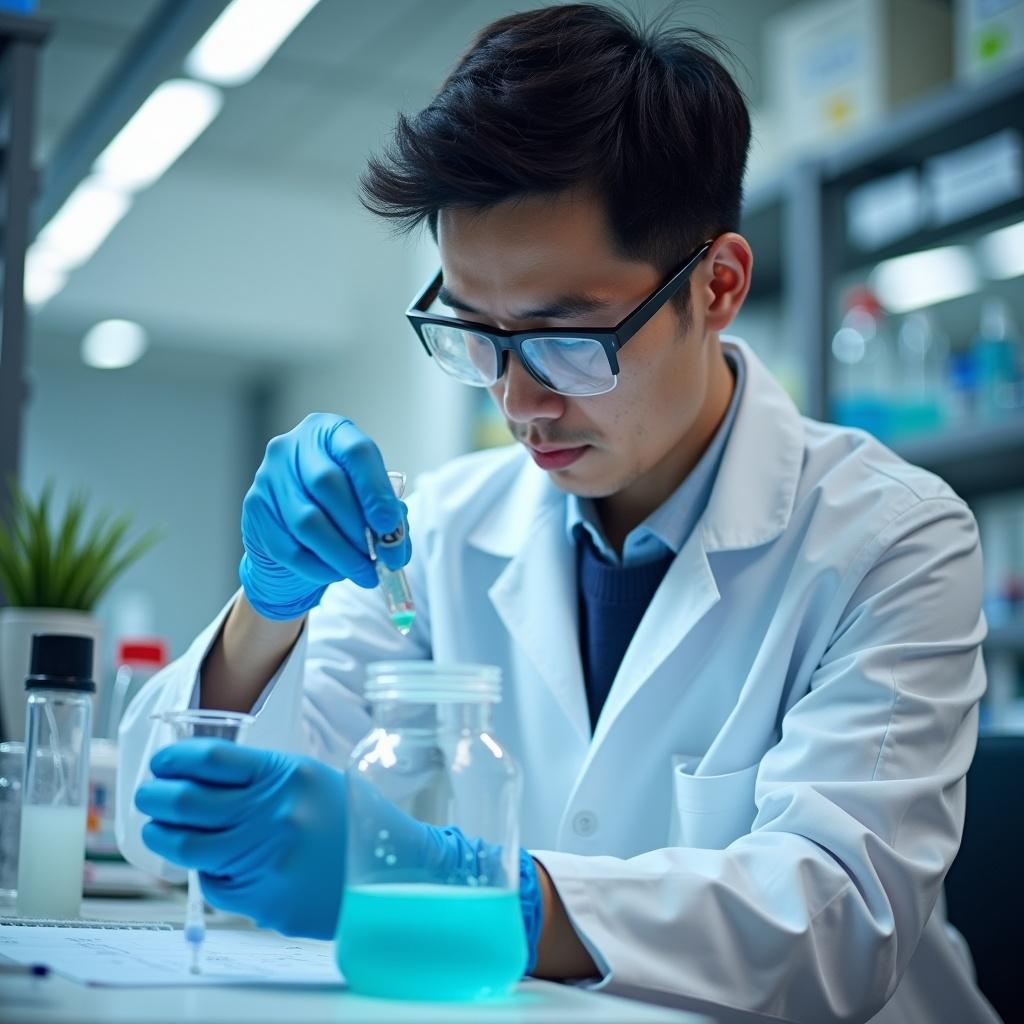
[0,925,343,987]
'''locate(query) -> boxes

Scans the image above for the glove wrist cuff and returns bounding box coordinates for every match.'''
[239,554,326,621]
[519,849,544,975]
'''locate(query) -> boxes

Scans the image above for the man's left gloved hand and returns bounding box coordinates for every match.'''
[135,739,348,938]
[135,740,543,967]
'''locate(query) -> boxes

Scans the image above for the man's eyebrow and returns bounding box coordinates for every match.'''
[435,283,612,321]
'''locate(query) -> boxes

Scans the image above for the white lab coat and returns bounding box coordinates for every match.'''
[117,340,1000,1024]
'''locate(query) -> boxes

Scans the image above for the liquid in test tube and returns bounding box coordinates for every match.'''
[366,471,416,636]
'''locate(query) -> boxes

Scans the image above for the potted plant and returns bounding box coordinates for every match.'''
[0,481,160,741]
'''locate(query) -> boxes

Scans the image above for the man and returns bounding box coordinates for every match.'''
[117,5,999,1022]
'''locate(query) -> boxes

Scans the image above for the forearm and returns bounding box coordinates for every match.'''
[200,593,305,712]
[531,857,598,980]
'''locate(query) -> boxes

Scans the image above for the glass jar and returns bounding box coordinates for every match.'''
[336,662,525,1001]
[0,741,24,908]
[18,634,95,920]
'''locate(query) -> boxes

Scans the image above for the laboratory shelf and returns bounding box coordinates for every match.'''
[821,63,1024,190]
[892,418,1024,499]
[741,174,785,301]
[985,619,1024,655]
[0,7,49,544]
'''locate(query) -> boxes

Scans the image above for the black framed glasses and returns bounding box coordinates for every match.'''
[405,239,713,397]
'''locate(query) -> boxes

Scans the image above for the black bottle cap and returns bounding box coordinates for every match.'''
[25,634,96,692]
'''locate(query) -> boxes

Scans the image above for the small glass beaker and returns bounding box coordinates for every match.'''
[152,709,254,973]
[154,709,254,744]
[336,662,525,1001]
[0,741,25,909]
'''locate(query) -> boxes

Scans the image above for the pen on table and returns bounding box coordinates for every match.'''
[0,962,50,976]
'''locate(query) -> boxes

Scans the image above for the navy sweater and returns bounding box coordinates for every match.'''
[576,528,676,731]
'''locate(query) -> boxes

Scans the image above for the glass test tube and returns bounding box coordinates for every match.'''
[366,470,416,636]
[152,709,254,974]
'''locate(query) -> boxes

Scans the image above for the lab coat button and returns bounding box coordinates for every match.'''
[572,810,598,837]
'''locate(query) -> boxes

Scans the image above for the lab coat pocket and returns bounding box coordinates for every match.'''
[669,755,760,850]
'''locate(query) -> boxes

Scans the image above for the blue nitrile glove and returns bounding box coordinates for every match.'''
[135,740,544,969]
[239,413,411,621]
[136,739,348,938]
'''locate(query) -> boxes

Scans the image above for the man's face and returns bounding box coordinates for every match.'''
[436,191,724,500]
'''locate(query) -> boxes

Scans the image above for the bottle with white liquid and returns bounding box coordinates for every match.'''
[17,634,94,919]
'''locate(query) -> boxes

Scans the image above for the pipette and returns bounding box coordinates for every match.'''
[366,470,416,636]
[185,872,204,974]
[152,709,254,975]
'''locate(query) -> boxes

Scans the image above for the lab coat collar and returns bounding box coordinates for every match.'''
[467,337,804,559]
[473,337,804,751]
[699,338,803,552]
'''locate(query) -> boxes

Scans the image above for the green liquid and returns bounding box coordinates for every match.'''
[390,609,416,635]
[336,884,527,1001]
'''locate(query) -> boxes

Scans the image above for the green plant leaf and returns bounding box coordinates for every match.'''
[62,513,130,610]
[8,485,36,600]
[0,480,162,611]
[0,480,31,604]
[76,525,162,610]
[48,490,88,607]
[0,522,30,605]
[32,482,54,606]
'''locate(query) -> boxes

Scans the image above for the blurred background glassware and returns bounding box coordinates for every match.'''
[830,286,895,438]
[0,741,25,910]
[106,638,168,739]
[17,634,95,920]
[972,298,1023,422]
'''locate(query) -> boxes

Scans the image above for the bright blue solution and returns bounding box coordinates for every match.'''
[336,883,527,1001]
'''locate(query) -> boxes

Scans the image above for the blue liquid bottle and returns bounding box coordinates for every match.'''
[337,662,525,1001]
[337,883,526,1000]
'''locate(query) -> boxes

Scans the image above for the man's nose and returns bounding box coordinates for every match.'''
[500,355,564,424]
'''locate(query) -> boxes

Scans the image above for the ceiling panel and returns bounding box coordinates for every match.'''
[30,0,816,367]
[191,72,326,167]
[36,0,160,158]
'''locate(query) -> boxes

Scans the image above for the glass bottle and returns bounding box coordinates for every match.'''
[972,298,1022,422]
[894,311,948,440]
[830,286,895,439]
[17,634,95,919]
[336,662,525,1001]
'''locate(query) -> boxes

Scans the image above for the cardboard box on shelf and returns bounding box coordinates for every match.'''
[956,0,1024,80]
[765,0,952,157]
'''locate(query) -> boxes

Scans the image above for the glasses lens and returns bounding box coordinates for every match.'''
[521,336,615,396]
[421,325,498,386]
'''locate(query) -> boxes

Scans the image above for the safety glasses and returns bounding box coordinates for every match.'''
[405,240,713,397]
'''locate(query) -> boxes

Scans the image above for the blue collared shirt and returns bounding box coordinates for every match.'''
[566,350,745,566]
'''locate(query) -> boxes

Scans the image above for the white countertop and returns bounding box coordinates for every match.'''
[0,893,708,1024]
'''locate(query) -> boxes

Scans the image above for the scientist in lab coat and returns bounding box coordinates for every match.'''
[117,5,1000,1023]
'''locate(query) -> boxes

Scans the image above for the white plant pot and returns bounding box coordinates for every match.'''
[0,608,102,742]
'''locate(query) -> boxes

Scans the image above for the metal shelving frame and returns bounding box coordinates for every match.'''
[0,10,49,540]
[740,63,1024,659]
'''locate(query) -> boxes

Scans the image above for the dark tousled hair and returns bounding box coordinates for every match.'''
[360,3,750,308]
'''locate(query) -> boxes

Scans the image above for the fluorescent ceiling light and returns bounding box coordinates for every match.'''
[869,245,980,314]
[81,319,149,370]
[185,0,321,87]
[35,177,132,270]
[94,79,223,191]
[24,245,68,308]
[979,219,1024,280]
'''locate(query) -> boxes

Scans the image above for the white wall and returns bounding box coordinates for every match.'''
[270,227,474,484]
[21,351,251,674]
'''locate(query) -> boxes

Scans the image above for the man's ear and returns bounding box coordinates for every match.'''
[697,233,753,334]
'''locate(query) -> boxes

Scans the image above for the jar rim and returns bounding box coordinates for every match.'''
[365,661,501,703]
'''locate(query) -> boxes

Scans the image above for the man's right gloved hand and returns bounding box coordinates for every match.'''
[239,413,410,621]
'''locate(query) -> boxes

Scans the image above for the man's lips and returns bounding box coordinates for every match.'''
[526,444,589,470]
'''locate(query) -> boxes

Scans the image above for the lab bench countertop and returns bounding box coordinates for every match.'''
[0,896,708,1024]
